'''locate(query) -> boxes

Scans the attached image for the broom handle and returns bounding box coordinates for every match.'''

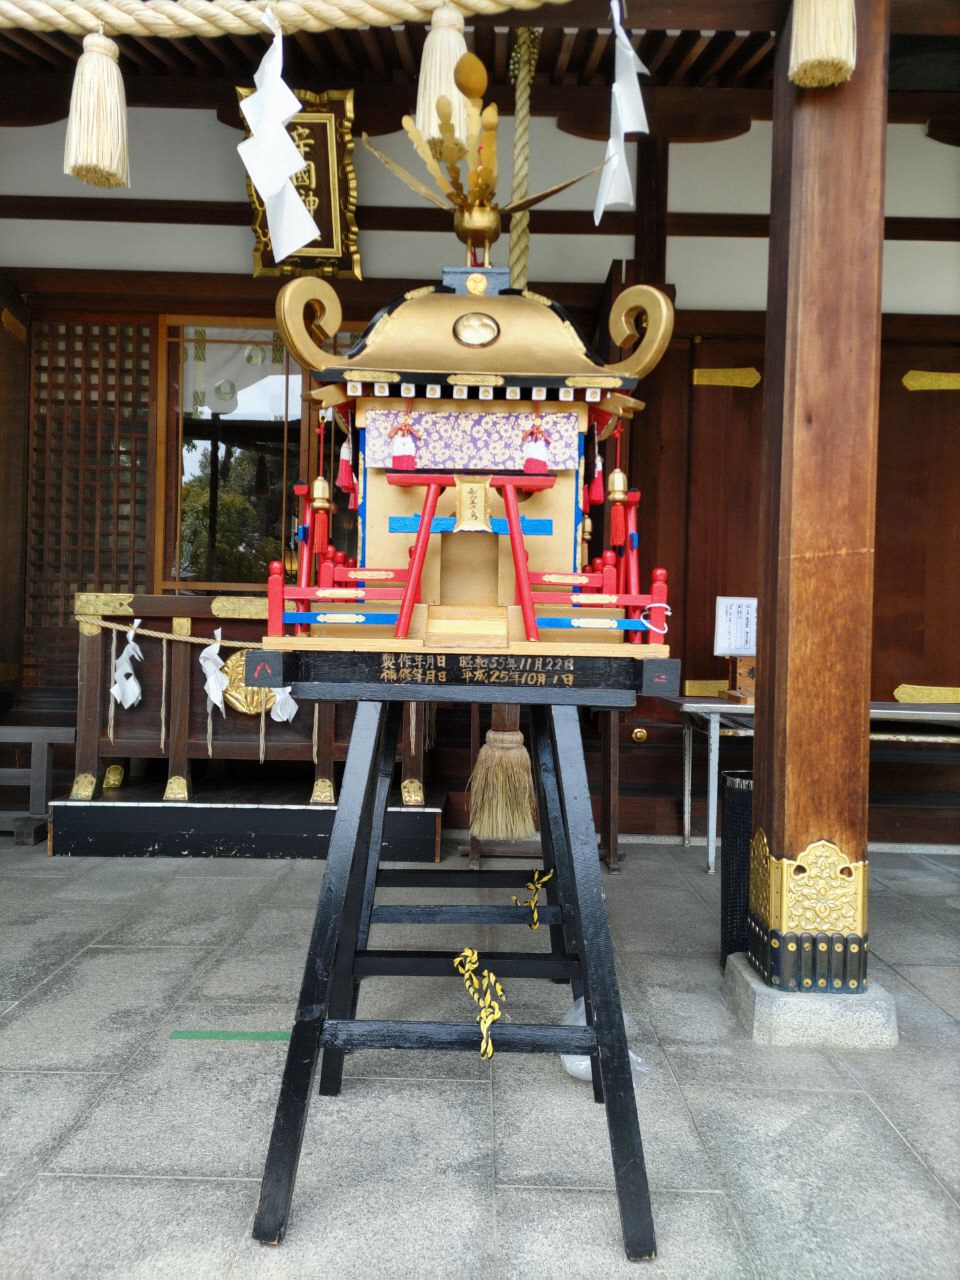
[491,703,520,734]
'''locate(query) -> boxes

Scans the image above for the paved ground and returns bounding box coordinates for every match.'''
[0,835,958,1279]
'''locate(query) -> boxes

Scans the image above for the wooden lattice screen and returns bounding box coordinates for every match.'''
[24,318,155,699]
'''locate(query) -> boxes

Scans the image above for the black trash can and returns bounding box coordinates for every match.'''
[720,770,752,966]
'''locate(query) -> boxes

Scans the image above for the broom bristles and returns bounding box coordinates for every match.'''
[468,729,537,842]
[789,0,857,89]
[414,3,469,148]
[64,32,130,189]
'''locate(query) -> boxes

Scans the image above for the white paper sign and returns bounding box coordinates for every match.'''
[714,597,757,657]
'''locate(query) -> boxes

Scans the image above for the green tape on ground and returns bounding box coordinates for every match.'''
[169,1030,291,1041]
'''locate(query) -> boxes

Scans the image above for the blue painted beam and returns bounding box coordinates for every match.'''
[388,516,553,536]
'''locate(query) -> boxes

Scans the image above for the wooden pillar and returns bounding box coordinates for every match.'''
[71,623,105,798]
[750,0,890,994]
[632,135,669,286]
[164,617,193,801]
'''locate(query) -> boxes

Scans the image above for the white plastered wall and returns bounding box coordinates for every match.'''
[0,110,956,311]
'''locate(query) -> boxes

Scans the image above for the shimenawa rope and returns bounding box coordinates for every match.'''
[0,0,574,38]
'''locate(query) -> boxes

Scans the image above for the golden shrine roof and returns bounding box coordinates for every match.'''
[276,274,675,398]
[333,287,613,383]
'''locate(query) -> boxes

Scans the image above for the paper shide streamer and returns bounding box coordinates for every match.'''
[594,0,649,225]
[109,618,143,709]
[237,7,319,263]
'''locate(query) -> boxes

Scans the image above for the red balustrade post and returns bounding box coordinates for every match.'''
[267,560,285,636]
[395,482,441,638]
[601,550,618,596]
[501,482,538,642]
[647,568,668,645]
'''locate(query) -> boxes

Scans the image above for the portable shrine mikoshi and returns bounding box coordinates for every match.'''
[264,266,674,664]
[243,52,679,1264]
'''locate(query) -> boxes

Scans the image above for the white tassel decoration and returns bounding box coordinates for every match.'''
[64,30,130,189]
[789,0,857,89]
[414,3,469,149]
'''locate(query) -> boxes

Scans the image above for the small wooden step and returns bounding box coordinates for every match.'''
[425,604,510,649]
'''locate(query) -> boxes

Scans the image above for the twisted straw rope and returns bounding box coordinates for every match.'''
[77,614,260,649]
[507,26,537,291]
[0,0,573,37]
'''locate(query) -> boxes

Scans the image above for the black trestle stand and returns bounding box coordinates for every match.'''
[246,652,657,1261]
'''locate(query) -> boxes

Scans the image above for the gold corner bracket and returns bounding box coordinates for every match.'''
[163,775,191,802]
[311,778,335,805]
[747,829,869,993]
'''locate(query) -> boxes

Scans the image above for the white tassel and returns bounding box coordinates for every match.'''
[414,3,469,149]
[789,0,857,89]
[64,30,130,189]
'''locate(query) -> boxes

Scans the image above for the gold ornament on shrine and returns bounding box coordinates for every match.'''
[362,53,602,267]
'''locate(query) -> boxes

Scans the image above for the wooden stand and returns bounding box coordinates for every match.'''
[246,656,656,1261]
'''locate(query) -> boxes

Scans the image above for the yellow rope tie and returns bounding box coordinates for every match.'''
[453,947,505,1060]
[512,867,553,930]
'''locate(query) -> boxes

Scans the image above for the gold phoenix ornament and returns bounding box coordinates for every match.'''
[363,53,601,266]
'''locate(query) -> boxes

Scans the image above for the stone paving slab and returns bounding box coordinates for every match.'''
[0,945,211,1071]
[50,1000,292,1180]
[495,1186,756,1279]
[0,1071,111,1208]
[896,964,960,1020]
[492,1062,717,1193]
[0,1174,256,1279]
[684,1083,960,1279]
[0,836,957,1277]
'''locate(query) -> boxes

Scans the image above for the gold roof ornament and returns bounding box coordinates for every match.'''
[362,52,602,267]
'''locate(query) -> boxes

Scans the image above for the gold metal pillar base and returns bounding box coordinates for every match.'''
[70,773,99,800]
[746,829,869,993]
[163,775,191,802]
[401,778,425,807]
[103,765,125,790]
[310,777,335,805]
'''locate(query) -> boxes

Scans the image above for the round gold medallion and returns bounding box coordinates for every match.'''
[453,312,500,348]
[465,272,489,296]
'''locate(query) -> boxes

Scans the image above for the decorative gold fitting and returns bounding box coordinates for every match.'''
[631,728,648,744]
[103,765,124,790]
[607,468,628,505]
[78,620,101,637]
[163,775,190,802]
[74,592,133,617]
[70,773,98,800]
[401,778,425,807]
[171,617,191,636]
[311,476,332,510]
[749,828,868,936]
[454,204,501,250]
[211,596,268,620]
[311,777,335,805]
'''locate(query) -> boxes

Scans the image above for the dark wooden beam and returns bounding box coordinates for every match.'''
[466,0,956,35]
[0,70,952,137]
[0,266,604,326]
[1,195,955,243]
[755,0,890,874]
